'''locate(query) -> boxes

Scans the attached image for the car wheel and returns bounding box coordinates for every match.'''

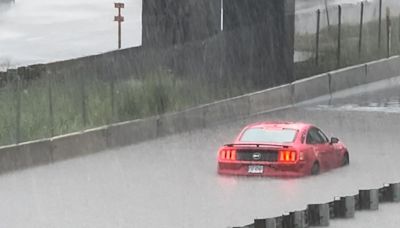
[311,162,320,175]
[341,153,350,166]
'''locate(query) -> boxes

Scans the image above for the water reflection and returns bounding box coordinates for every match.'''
[314,100,400,112]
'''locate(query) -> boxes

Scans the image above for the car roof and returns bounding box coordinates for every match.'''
[244,121,311,131]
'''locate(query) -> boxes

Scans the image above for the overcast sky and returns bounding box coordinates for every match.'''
[0,0,142,69]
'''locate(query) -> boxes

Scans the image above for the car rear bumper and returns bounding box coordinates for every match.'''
[217,161,309,177]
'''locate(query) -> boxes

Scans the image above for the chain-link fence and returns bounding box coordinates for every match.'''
[295,0,400,79]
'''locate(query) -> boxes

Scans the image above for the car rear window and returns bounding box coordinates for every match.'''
[239,128,297,143]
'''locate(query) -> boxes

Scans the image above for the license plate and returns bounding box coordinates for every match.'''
[248,165,263,174]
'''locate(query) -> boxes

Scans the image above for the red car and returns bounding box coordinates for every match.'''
[217,122,349,177]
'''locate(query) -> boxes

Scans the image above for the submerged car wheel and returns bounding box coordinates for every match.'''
[311,162,320,175]
[341,153,350,166]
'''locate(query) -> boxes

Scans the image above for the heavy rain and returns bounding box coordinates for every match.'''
[0,0,400,227]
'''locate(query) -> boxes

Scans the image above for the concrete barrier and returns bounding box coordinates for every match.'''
[0,139,53,173]
[282,210,307,228]
[366,56,400,83]
[0,139,52,173]
[307,203,330,226]
[157,106,206,137]
[391,183,400,202]
[0,145,18,173]
[330,64,367,93]
[204,95,250,127]
[379,183,400,202]
[254,218,276,228]
[332,196,355,218]
[51,132,90,161]
[366,56,400,82]
[17,139,53,169]
[359,189,379,210]
[292,73,330,103]
[79,127,109,153]
[107,117,158,148]
[249,84,293,115]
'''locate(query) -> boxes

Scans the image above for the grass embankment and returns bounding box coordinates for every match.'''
[0,70,248,146]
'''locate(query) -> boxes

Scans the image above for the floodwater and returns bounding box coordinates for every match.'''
[0,77,399,228]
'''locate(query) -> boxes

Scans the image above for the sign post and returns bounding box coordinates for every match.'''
[114,2,125,49]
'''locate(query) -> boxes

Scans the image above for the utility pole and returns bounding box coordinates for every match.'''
[114,2,125,49]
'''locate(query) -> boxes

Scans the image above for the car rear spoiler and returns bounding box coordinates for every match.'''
[224,143,290,148]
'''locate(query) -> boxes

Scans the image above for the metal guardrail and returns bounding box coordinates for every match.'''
[233,183,400,228]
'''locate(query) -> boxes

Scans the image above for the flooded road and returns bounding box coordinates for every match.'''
[0,77,399,228]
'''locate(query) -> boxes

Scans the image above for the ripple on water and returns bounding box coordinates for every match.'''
[311,97,400,113]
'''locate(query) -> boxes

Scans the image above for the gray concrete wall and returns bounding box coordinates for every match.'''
[223,0,295,85]
[142,0,221,48]
[0,56,399,174]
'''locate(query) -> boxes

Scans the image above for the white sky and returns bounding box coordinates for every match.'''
[0,0,142,68]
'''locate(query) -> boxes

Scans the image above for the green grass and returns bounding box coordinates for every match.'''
[0,68,249,146]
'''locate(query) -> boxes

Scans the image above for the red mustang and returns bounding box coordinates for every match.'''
[217,122,349,177]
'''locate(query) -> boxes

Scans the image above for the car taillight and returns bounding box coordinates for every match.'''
[219,148,236,160]
[279,150,297,162]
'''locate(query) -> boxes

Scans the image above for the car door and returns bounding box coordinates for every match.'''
[306,127,332,170]
[315,128,341,167]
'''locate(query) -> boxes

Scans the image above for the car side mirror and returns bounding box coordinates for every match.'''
[330,137,339,144]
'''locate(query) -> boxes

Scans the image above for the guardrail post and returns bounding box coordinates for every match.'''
[294,210,307,228]
[307,203,329,226]
[359,189,379,210]
[282,213,291,228]
[333,196,355,218]
[392,183,400,202]
[254,218,276,228]
[380,183,400,202]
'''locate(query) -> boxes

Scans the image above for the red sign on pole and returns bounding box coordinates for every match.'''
[114,16,124,22]
[114,3,125,8]
[114,2,125,49]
